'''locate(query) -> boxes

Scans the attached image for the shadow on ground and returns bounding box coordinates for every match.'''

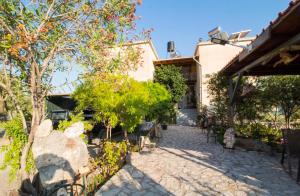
[156,126,300,195]
[97,125,300,195]
[95,164,174,196]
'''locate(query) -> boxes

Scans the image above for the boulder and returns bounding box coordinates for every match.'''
[32,130,89,189]
[224,127,236,149]
[64,122,84,138]
[35,119,53,138]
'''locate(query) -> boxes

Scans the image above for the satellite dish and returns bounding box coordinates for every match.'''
[229,30,251,41]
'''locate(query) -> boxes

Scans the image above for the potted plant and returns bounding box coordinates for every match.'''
[160,111,170,130]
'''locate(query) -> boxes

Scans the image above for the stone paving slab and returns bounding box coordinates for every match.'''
[95,125,300,196]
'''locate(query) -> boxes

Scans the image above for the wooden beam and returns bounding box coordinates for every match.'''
[227,76,235,127]
[236,32,300,76]
[230,73,243,105]
[239,28,271,61]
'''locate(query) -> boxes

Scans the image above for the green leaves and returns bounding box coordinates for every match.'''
[154,65,187,104]
[0,117,33,182]
[57,112,93,132]
[73,75,172,133]
[143,82,172,122]
[259,75,300,127]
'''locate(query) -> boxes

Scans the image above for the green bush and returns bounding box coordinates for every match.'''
[143,82,172,123]
[154,65,187,104]
[100,141,127,175]
[57,112,93,132]
[235,123,281,145]
[0,117,35,182]
[213,125,227,145]
[57,112,93,143]
[87,141,127,194]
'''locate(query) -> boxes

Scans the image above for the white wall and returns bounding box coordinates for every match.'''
[195,38,253,107]
[128,42,158,81]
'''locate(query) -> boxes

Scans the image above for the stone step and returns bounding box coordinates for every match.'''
[176,109,198,126]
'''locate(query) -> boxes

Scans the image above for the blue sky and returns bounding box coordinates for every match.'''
[52,0,291,92]
[135,0,290,58]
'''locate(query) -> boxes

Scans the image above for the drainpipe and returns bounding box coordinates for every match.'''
[192,56,203,114]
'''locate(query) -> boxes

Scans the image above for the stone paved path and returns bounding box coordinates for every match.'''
[0,130,18,196]
[95,126,300,196]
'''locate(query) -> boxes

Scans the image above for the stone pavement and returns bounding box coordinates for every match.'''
[95,126,300,196]
[0,129,19,196]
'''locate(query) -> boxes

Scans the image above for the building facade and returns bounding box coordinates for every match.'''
[46,38,254,125]
[194,38,253,108]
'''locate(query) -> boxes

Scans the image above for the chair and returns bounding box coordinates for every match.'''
[281,129,300,182]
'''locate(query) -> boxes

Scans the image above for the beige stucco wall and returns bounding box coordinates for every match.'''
[195,38,253,108]
[128,42,158,81]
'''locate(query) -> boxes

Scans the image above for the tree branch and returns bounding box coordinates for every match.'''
[0,18,15,36]
[0,81,27,131]
[35,0,56,38]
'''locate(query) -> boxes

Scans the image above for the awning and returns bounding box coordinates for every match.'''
[221,0,300,76]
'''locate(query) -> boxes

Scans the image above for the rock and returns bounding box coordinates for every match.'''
[35,119,53,138]
[92,138,101,145]
[64,122,84,138]
[38,165,74,188]
[224,128,236,149]
[32,131,89,189]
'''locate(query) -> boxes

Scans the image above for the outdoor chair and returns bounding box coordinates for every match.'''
[281,129,300,182]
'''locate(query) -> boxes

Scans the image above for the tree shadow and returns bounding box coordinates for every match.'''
[155,125,300,195]
[95,164,174,196]
[21,153,78,196]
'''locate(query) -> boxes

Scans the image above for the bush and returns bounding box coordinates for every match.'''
[143,82,172,123]
[235,123,281,145]
[100,141,127,176]
[213,125,227,145]
[87,141,127,194]
[0,117,35,182]
[57,112,93,132]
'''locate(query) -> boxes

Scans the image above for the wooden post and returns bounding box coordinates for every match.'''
[227,76,235,127]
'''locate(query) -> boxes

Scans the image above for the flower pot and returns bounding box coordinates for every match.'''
[161,124,168,130]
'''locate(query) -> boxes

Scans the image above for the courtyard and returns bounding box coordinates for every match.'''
[96,126,300,196]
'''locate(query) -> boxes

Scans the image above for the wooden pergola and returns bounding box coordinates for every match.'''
[220,0,300,182]
[221,0,300,77]
[220,0,300,125]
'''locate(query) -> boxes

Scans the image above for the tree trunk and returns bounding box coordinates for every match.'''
[20,124,38,195]
[124,130,128,140]
[106,126,109,139]
[109,126,112,140]
[286,116,290,129]
[20,65,43,183]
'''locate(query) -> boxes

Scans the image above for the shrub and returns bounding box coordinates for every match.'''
[86,141,127,194]
[235,123,281,145]
[57,112,93,132]
[100,141,127,176]
[154,65,187,104]
[143,82,172,123]
[213,125,227,145]
[0,117,35,182]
